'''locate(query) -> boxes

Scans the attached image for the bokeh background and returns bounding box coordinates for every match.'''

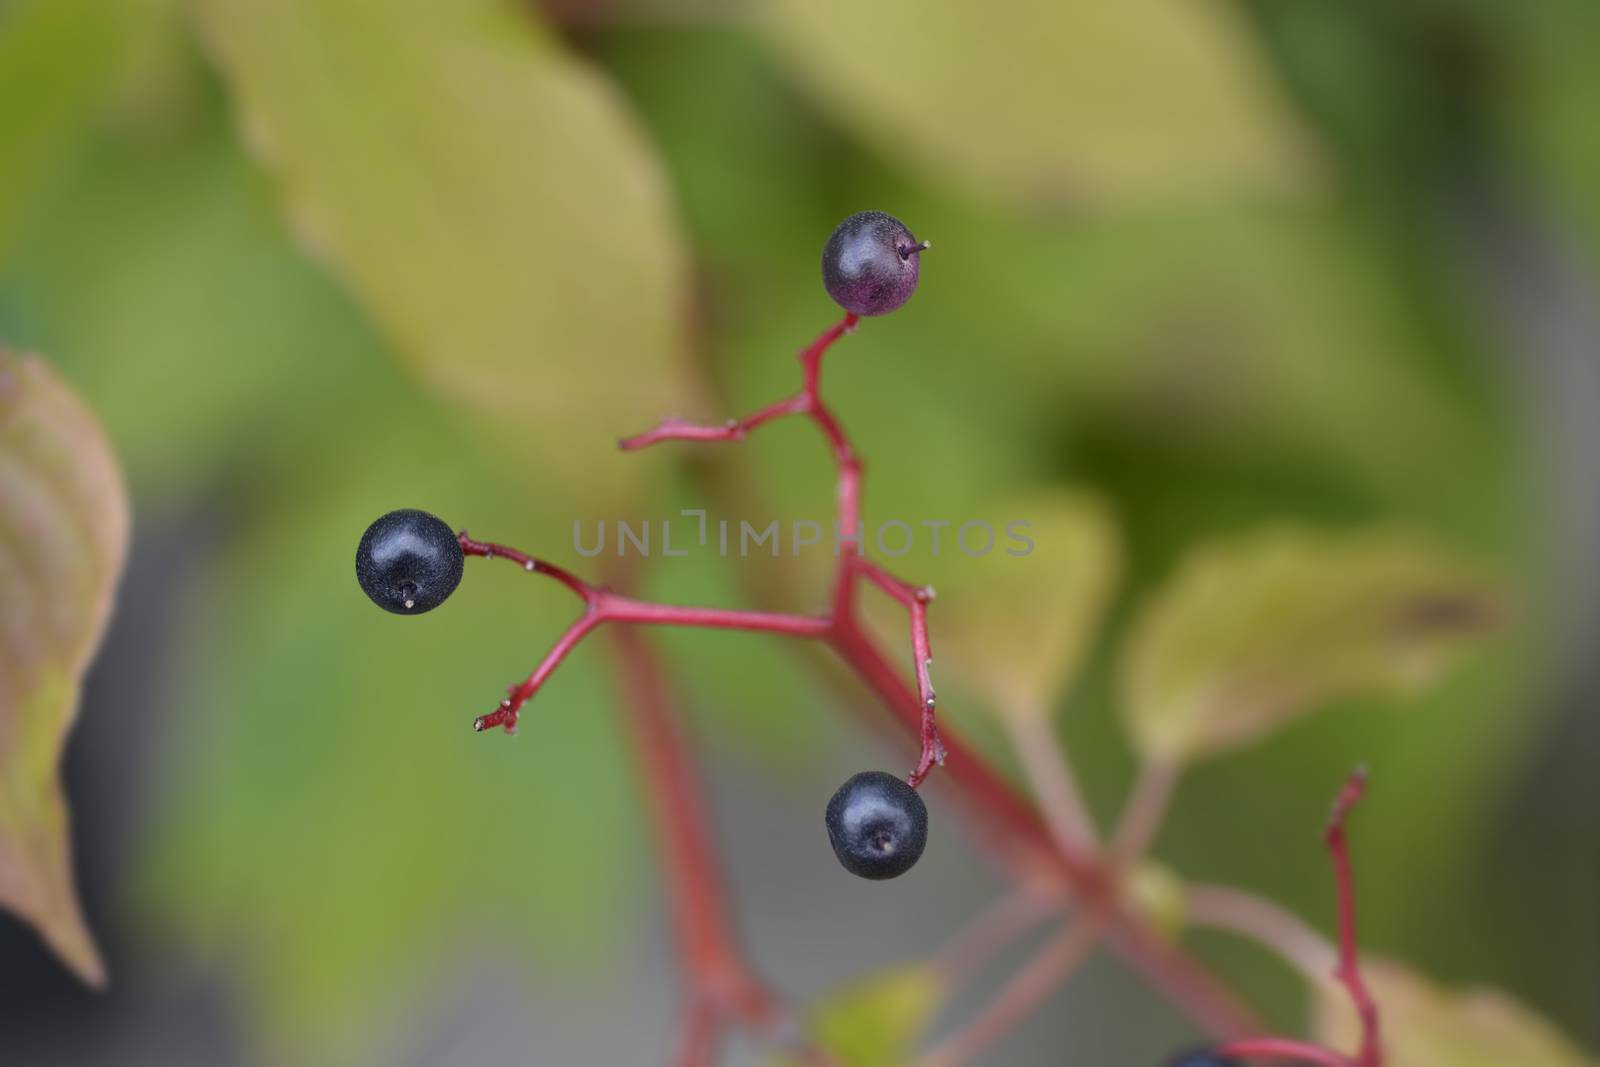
[2,0,1598,1064]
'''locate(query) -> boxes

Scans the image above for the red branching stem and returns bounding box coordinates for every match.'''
[459,532,593,602]
[467,313,1269,1046]
[1327,767,1381,1067]
[921,917,1101,1067]
[1217,1038,1355,1067]
[464,573,831,734]
[854,558,945,785]
[617,312,946,787]
[673,1002,720,1067]
[606,621,837,1067]
[826,615,1262,1037]
[473,611,603,734]
[1214,768,1381,1067]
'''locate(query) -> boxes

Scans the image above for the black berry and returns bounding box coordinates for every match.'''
[821,211,926,316]
[355,508,464,615]
[824,770,929,880]
[1164,1050,1241,1067]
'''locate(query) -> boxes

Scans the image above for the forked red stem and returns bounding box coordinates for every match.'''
[1328,768,1382,1067]
[461,313,1269,1048]
[1217,767,1382,1067]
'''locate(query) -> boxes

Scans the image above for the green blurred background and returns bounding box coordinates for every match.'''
[2,0,1598,1064]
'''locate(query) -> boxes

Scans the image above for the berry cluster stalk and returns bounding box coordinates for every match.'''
[456,313,1268,1044]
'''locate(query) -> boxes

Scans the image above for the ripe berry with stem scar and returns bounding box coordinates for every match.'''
[356,508,464,615]
[824,770,930,880]
[821,210,928,316]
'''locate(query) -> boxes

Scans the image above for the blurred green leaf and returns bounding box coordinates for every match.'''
[0,350,128,987]
[922,488,1121,723]
[0,0,129,258]
[0,125,394,497]
[192,0,694,504]
[142,411,642,1059]
[1315,961,1600,1067]
[1120,525,1500,765]
[774,965,946,1067]
[763,0,1312,204]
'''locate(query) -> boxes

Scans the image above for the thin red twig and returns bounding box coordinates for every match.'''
[1327,767,1381,1067]
[617,313,945,786]
[1214,767,1382,1067]
[1216,1037,1355,1067]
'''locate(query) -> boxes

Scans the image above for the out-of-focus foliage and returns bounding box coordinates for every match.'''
[764,0,1312,203]
[141,406,643,1059]
[772,965,946,1067]
[1121,525,1501,766]
[1315,961,1600,1067]
[0,350,127,987]
[193,0,695,505]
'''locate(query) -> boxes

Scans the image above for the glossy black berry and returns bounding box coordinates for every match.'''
[821,211,926,316]
[824,770,929,880]
[355,508,464,615]
[1164,1050,1241,1067]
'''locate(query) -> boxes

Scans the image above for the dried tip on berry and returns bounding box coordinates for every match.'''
[356,509,465,615]
[821,211,924,316]
[824,770,929,880]
[472,717,488,732]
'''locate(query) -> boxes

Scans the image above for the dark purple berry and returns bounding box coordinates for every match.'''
[824,770,929,880]
[1164,1050,1241,1067]
[356,509,464,615]
[821,211,926,316]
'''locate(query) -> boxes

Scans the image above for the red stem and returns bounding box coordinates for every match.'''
[1327,768,1381,1067]
[463,313,1268,1046]
[1213,768,1382,1067]
[1217,1038,1355,1067]
[605,620,837,1067]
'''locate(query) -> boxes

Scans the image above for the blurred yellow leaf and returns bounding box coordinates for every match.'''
[0,0,130,258]
[1120,525,1499,765]
[764,0,1311,204]
[193,0,694,503]
[773,965,946,1067]
[935,489,1121,723]
[1315,961,1599,1067]
[1127,860,1187,941]
[0,350,129,987]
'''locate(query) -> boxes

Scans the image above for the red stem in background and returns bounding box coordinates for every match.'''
[1216,767,1381,1067]
[1217,1037,1354,1067]
[1327,768,1382,1067]
[606,620,837,1067]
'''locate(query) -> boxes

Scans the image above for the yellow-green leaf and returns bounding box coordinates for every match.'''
[193,0,693,504]
[1315,961,1599,1067]
[773,965,946,1067]
[1126,860,1187,941]
[1120,525,1499,765]
[763,0,1312,204]
[934,489,1121,723]
[0,0,129,259]
[0,350,129,986]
